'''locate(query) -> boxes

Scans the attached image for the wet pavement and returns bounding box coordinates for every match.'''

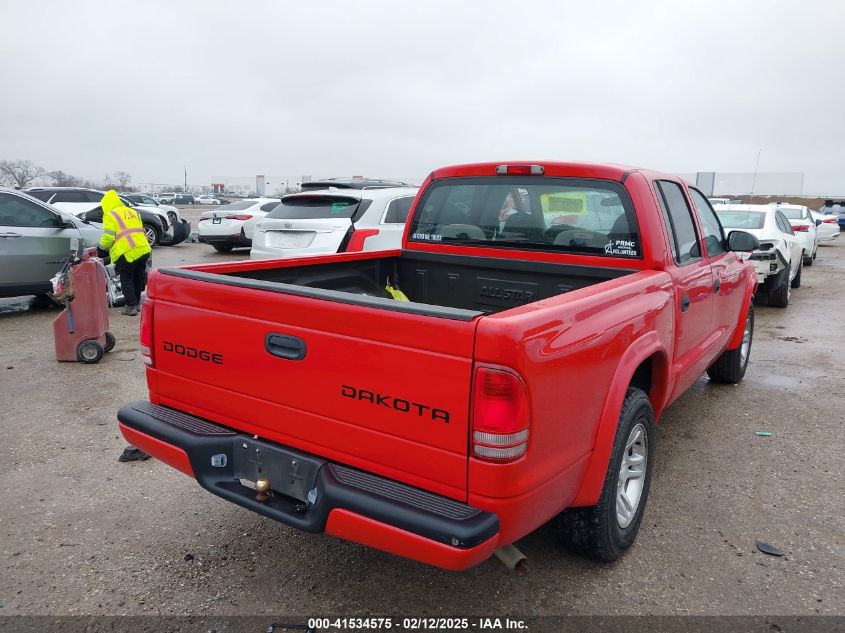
[0,240,842,616]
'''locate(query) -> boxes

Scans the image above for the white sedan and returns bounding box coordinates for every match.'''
[195,194,222,205]
[197,198,281,252]
[716,204,803,308]
[771,203,819,265]
[250,187,418,260]
[811,210,840,242]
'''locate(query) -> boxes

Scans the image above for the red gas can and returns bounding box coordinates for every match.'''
[52,249,115,363]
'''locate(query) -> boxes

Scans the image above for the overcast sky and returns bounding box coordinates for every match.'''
[2,0,843,192]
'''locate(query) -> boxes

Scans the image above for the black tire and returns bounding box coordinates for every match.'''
[557,387,655,562]
[104,331,116,353]
[143,223,160,247]
[213,244,234,253]
[707,304,754,383]
[32,294,59,309]
[791,260,802,289]
[77,340,104,364]
[769,269,790,308]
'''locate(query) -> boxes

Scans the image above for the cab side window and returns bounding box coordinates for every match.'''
[0,193,61,227]
[689,188,727,256]
[655,180,702,264]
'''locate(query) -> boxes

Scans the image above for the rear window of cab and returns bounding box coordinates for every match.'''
[407,177,641,257]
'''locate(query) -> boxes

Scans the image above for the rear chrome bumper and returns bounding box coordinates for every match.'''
[117,401,499,570]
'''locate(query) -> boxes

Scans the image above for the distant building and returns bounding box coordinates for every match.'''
[675,172,804,196]
[210,175,297,197]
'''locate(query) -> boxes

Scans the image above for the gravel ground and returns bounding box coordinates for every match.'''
[0,238,842,618]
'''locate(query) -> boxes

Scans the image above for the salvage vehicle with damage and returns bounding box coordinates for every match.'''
[117,162,759,570]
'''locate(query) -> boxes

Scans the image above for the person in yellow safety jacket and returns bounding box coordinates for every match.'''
[98,190,151,316]
[98,191,154,463]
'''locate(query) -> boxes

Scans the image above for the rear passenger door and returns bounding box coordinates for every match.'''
[688,187,745,345]
[654,180,717,394]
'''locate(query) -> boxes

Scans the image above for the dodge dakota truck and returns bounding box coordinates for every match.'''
[118,162,759,570]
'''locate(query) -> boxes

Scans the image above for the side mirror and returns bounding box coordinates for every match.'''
[727,230,759,252]
[815,218,822,227]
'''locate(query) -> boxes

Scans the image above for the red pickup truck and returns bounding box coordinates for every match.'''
[118,162,759,570]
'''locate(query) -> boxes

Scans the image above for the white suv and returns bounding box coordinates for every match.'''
[250,187,418,260]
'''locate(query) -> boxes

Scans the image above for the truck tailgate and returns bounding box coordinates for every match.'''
[148,270,478,500]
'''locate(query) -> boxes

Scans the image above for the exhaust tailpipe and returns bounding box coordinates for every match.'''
[494,544,528,576]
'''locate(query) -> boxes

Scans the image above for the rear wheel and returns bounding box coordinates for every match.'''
[708,304,754,383]
[769,269,790,307]
[104,331,116,353]
[213,244,234,253]
[143,223,160,247]
[557,387,655,562]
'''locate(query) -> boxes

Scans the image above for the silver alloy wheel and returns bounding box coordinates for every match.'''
[616,423,648,528]
[144,225,156,244]
[739,312,752,367]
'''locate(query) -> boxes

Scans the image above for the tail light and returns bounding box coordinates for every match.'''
[823,217,838,223]
[198,217,209,222]
[345,229,379,252]
[225,214,253,221]
[792,224,809,232]
[471,366,529,462]
[140,300,154,367]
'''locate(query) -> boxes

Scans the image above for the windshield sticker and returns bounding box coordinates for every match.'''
[412,232,443,242]
[604,239,638,257]
[331,201,351,214]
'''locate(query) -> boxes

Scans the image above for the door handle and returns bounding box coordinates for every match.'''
[0,232,22,238]
[680,295,690,312]
[714,279,721,294]
[265,333,307,361]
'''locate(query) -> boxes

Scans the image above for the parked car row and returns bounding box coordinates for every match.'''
[0,185,201,304]
[0,187,124,302]
[197,179,419,259]
[714,202,838,307]
[25,187,190,247]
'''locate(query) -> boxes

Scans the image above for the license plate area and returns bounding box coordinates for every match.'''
[232,437,324,502]
[212,217,221,224]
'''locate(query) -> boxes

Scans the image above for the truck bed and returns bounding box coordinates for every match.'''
[164,251,636,319]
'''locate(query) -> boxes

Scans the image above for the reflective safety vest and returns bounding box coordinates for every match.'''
[99,190,152,263]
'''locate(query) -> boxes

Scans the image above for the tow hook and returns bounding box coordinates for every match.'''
[494,544,528,576]
[255,477,271,502]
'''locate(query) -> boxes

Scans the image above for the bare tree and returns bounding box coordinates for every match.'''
[49,170,82,187]
[0,159,46,188]
[114,170,131,189]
